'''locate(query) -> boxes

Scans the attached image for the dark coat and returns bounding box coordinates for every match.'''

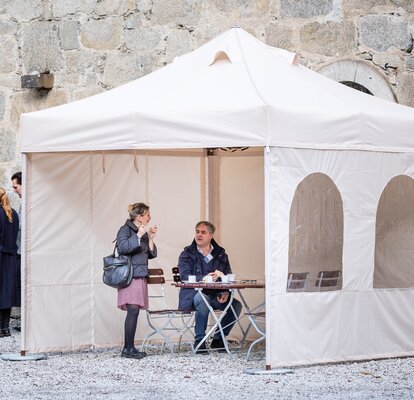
[178,238,232,311]
[116,220,157,278]
[0,208,20,308]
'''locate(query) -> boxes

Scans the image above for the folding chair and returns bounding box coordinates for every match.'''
[315,270,342,291]
[286,272,309,292]
[140,268,194,354]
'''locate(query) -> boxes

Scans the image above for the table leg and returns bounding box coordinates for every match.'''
[192,288,235,355]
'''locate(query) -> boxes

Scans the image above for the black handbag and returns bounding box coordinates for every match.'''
[102,243,133,289]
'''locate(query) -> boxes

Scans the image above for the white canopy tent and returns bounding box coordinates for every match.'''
[20,27,414,367]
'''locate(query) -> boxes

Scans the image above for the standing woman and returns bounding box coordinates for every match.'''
[0,188,20,337]
[116,202,157,359]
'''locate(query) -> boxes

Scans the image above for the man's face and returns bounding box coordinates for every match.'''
[12,179,22,198]
[195,224,213,248]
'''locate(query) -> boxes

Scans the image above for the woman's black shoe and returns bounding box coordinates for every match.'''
[1,328,11,337]
[121,348,147,359]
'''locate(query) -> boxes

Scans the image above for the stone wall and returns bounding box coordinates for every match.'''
[0,0,413,199]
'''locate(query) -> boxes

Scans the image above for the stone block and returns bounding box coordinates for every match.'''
[165,29,194,61]
[125,13,143,29]
[73,86,105,101]
[280,0,333,18]
[60,20,79,50]
[390,0,414,12]
[51,0,96,18]
[103,52,157,88]
[5,0,42,20]
[0,128,15,163]
[301,21,357,56]
[0,18,17,35]
[341,0,386,13]
[213,0,269,17]
[124,27,162,52]
[95,0,129,16]
[396,72,414,107]
[21,21,63,73]
[405,56,414,71]
[265,23,294,51]
[136,0,152,13]
[80,18,123,50]
[0,75,21,89]
[0,35,18,73]
[0,91,5,120]
[372,50,403,70]
[359,15,411,52]
[151,0,202,27]
[65,50,98,72]
[10,89,69,127]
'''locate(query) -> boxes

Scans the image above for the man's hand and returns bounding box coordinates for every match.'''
[217,291,229,304]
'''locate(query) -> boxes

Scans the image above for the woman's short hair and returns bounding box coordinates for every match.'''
[195,221,215,234]
[127,202,149,222]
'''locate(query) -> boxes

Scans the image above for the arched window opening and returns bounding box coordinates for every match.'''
[287,173,344,293]
[340,81,373,95]
[318,60,396,103]
[374,175,414,288]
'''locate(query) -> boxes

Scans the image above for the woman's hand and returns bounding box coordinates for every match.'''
[137,224,147,238]
[147,225,158,239]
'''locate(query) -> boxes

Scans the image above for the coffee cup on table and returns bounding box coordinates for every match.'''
[221,275,229,283]
[228,274,236,282]
[205,275,213,283]
[188,275,196,283]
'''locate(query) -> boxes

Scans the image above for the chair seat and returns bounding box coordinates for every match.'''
[245,311,265,318]
[148,309,193,315]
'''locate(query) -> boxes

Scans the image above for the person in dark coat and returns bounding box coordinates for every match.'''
[178,221,242,353]
[0,187,20,337]
[116,202,158,359]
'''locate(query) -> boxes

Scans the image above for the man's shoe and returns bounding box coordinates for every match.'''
[13,327,21,332]
[194,340,208,354]
[210,337,227,352]
[121,347,147,359]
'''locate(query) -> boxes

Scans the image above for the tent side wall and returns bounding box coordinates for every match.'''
[24,150,205,352]
[267,147,414,366]
[23,149,265,353]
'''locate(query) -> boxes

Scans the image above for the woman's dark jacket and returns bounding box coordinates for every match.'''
[116,220,157,278]
[0,208,20,308]
[178,238,232,311]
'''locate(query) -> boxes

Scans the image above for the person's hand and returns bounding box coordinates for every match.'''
[137,224,147,238]
[148,225,158,239]
[217,291,229,304]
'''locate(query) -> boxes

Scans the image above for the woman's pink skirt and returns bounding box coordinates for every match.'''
[117,277,148,311]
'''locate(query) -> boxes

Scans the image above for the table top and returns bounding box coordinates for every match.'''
[172,281,265,289]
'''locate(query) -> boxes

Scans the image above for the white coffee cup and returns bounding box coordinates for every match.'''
[228,274,236,282]
[221,275,229,283]
[205,275,213,283]
[188,275,196,283]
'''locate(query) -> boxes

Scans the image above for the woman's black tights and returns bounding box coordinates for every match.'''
[124,304,140,350]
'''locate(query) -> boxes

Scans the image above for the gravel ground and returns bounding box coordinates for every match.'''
[1,319,413,400]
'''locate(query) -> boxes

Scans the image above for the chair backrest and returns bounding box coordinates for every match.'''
[286,272,309,292]
[315,270,342,291]
[147,268,167,309]
[172,267,181,283]
[147,268,165,284]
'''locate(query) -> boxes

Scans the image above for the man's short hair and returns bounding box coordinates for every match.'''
[196,221,216,234]
[11,171,22,185]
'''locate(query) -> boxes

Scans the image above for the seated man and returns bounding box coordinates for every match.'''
[178,221,242,353]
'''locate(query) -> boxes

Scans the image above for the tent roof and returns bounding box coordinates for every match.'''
[20,27,414,153]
